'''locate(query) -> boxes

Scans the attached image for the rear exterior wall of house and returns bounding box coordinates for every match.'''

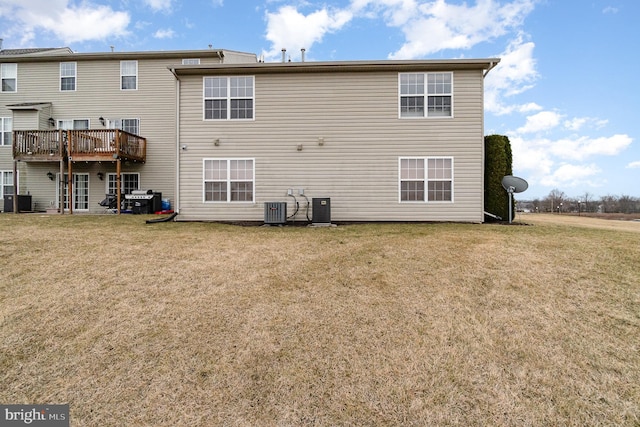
[176,67,486,222]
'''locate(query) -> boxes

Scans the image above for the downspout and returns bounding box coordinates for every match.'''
[481,60,499,222]
[168,67,181,214]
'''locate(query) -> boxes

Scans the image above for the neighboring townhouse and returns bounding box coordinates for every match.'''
[171,58,499,223]
[0,45,256,213]
[1,43,499,222]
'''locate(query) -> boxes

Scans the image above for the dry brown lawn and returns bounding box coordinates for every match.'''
[1,213,638,426]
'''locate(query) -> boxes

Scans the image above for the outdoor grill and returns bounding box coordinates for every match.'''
[125,190,162,214]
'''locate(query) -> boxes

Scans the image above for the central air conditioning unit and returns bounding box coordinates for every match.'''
[312,198,331,225]
[264,202,287,225]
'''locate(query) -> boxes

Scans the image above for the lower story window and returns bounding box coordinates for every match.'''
[107,173,139,195]
[1,171,14,198]
[56,173,89,210]
[204,158,254,202]
[400,157,453,202]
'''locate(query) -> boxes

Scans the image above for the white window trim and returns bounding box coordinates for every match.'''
[105,118,140,135]
[56,173,90,211]
[120,60,138,91]
[60,62,77,92]
[203,158,255,203]
[398,156,455,203]
[1,117,12,146]
[1,63,17,93]
[1,170,16,199]
[106,172,140,195]
[398,72,454,119]
[56,119,90,130]
[203,76,255,121]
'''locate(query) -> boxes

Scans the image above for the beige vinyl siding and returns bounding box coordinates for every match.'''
[177,68,485,222]
[0,58,179,212]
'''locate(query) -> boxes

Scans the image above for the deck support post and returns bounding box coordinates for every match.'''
[12,160,18,214]
[59,159,65,214]
[68,155,73,215]
[116,157,122,214]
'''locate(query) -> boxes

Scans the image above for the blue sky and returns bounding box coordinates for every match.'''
[1,0,638,199]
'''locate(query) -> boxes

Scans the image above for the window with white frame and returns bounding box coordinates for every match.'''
[56,173,89,210]
[204,76,254,120]
[60,62,76,91]
[399,157,453,202]
[1,63,17,92]
[204,159,254,202]
[1,117,12,146]
[399,72,452,118]
[1,171,14,199]
[182,58,200,65]
[57,119,89,130]
[120,60,138,90]
[107,173,139,195]
[106,118,140,135]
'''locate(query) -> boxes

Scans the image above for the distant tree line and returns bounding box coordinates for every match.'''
[521,189,640,214]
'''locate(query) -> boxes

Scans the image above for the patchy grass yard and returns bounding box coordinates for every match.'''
[1,213,638,426]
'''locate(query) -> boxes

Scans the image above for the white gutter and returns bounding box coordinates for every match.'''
[483,60,499,78]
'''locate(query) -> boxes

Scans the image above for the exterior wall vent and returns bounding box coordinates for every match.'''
[264,202,287,225]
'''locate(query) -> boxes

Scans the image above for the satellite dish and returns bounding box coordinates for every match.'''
[501,175,528,193]
[501,175,528,223]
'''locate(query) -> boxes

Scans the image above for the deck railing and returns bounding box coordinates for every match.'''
[13,129,146,162]
[13,130,64,159]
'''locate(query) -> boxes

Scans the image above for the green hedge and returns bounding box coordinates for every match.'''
[484,134,513,220]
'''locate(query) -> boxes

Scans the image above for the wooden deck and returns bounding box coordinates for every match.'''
[13,129,146,163]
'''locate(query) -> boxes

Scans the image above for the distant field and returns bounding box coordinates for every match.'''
[1,214,638,426]
[520,212,640,233]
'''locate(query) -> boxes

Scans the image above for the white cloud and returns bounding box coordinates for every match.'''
[510,135,553,177]
[351,0,420,27]
[627,161,640,169]
[153,28,176,39]
[550,134,633,161]
[0,0,130,45]
[564,117,609,131]
[484,34,539,115]
[517,111,563,134]
[543,163,601,187]
[263,0,538,62]
[511,133,632,190]
[264,5,353,61]
[383,0,537,59]
[603,6,618,14]
[144,0,172,13]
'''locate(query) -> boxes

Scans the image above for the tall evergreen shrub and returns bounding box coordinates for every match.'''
[484,134,513,220]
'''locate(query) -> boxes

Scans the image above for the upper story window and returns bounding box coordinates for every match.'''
[204,76,254,120]
[399,157,454,202]
[399,72,453,118]
[120,60,138,90]
[182,58,200,65]
[1,117,12,146]
[1,63,17,92]
[60,62,77,91]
